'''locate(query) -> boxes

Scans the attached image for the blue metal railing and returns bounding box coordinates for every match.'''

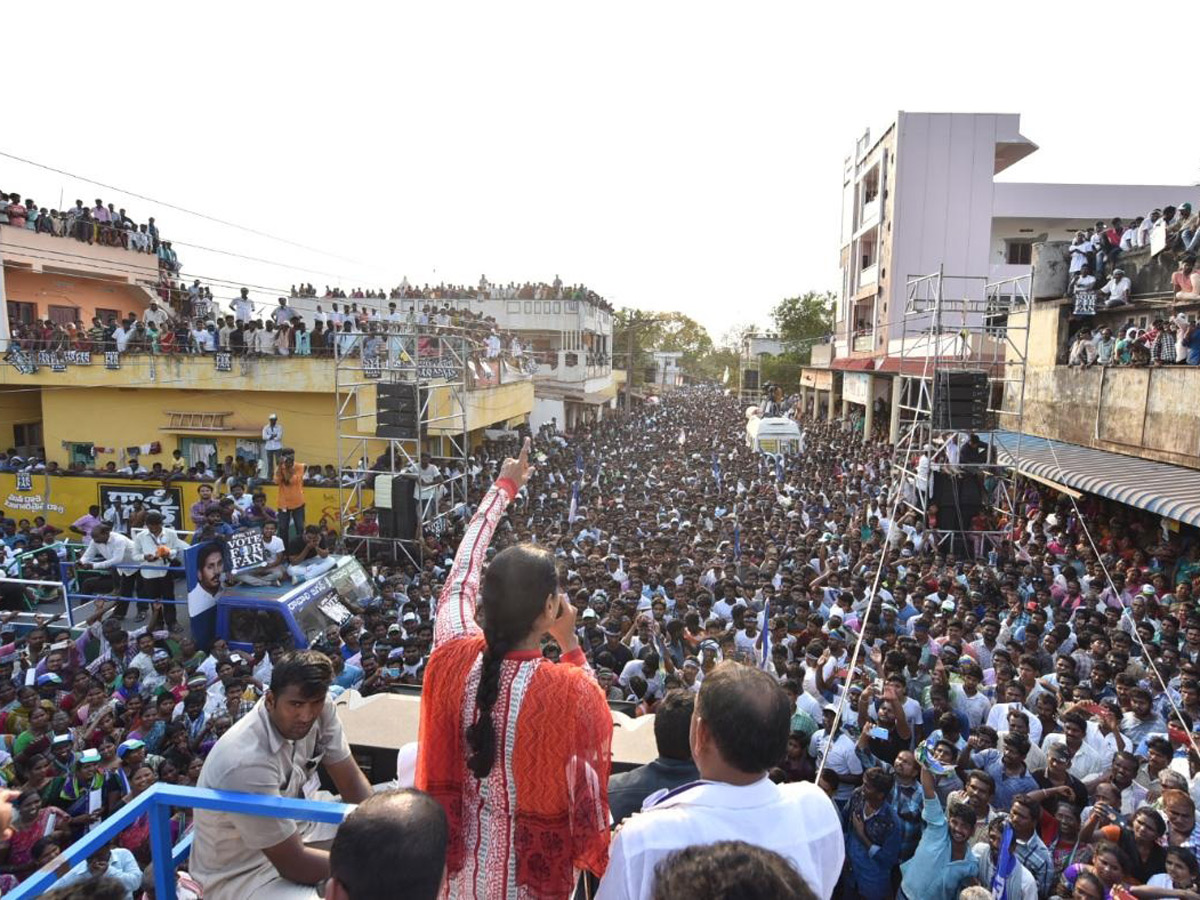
[9,783,350,900]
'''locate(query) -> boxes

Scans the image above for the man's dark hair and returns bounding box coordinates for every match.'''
[696,662,790,774]
[650,840,817,900]
[42,875,128,900]
[269,650,333,698]
[329,789,448,900]
[653,690,695,761]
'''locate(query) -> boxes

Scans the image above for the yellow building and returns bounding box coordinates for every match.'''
[0,224,535,482]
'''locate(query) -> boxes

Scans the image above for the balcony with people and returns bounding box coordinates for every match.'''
[1008,207,1200,468]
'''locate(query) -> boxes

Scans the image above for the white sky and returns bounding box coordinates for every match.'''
[4,2,1197,341]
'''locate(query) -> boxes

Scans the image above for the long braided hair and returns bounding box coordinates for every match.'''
[465,543,559,779]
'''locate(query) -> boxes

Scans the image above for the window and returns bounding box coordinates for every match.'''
[67,442,94,466]
[1005,241,1033,266]
[94,307,120,325]
[12,422,43,457]
[7,301,36,326]
[47,305,80,326]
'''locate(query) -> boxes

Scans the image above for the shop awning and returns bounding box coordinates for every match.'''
[993,432,1200,526]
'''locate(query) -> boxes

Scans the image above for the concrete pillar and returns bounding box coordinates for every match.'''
[841,397,850,419]
[862,374,875,439]
[889,375,903,444]
[800,387,810,417]
[828,384,839,423]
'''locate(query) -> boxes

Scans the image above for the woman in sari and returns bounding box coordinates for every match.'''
[0,789,70,881]
[416,440,612,900]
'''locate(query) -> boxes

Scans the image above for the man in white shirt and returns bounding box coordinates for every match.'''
[597,663,844,900]
[262,415,284,477]
[143,302,171,330]
[131,511,188,630]
[272,297,293,326]
[79,524,139,619]
[231,288,254,323]
[235,521,287,587]
[1100,268,1132,308]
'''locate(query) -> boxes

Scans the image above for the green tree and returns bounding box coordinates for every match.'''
[770,290,835,363]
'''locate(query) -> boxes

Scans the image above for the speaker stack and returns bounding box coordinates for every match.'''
[376,382,421,439]
[374,473,418,540]
[933,370,990,431]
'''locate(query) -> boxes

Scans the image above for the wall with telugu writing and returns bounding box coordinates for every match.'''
[0,472,366,532]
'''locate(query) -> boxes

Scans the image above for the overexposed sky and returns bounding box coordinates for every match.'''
[3,2,1196,340]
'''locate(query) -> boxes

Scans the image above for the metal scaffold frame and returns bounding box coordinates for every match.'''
[889,266,1033,558]
[333,324,471,568]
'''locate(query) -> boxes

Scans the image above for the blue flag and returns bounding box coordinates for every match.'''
[990,823,1017,899]
[733,521,741,561]
[575,450,584,476]
[759,597,771,670]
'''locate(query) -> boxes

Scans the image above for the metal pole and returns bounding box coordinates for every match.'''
[626,323,635,410]
[148,799,178,900]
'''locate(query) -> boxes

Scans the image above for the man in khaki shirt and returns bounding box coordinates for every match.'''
[191,650,371,899]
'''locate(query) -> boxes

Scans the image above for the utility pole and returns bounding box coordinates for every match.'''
[626,323,635,411]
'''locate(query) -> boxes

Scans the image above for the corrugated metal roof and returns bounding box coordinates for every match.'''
[993,432,1200,526]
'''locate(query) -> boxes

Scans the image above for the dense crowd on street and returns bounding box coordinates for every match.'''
[2,386,1200,899]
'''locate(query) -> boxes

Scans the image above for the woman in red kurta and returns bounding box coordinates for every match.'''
[417,439,613,900]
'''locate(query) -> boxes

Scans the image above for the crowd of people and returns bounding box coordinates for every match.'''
[295,276,615,312]
[6,291,548,378]
[0,189,179,274]
[5,386,1200,899]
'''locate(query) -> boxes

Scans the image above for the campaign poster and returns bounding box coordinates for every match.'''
[98,484,183,529]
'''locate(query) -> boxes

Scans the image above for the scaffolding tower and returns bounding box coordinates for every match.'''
[889,267,1032,558]
[333,324,471,568]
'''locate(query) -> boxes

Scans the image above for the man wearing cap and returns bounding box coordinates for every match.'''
[262,414,284,478]
[57,746,106,822]
[192,650,370,899]
[132,511,188,631]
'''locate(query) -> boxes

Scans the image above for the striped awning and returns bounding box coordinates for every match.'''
[993,432,1200,526]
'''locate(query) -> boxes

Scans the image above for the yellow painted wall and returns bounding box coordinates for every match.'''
[39,387,349,469]
[0,389,43,449]
[0,472,364,532]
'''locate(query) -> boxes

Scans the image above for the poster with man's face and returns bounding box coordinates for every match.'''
[184,541,225,617]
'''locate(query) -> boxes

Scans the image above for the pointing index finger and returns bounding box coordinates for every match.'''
[519,437,531,465]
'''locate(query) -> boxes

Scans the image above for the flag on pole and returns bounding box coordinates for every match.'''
[677,428,686,446]
[575,451,584,475]
[989,823,1017,899]
[568,482,580,524]
[733,520,741,561]
[722,365,730,385]
[759,596,771,670]
[775,452,785,483]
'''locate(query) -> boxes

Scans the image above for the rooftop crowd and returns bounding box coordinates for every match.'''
[0,188,179,274]
[5,291,549,378]
[299,275,615,312]
[4,386,1200,899]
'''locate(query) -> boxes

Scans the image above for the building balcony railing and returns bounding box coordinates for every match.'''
[858,263,879,289]
[852,332,875,352]
[0,345,534,394]
[1006,297,1200,469]
[532,350,612,383]
[809,342,834,367]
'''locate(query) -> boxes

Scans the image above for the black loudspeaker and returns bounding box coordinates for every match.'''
[375,475,418,540]
[743,369,759,392]
[931,471,982,532]
[376,383,420,439]
[933,370,989,430]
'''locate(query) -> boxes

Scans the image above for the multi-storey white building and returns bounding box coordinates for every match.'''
[799,111,1199,438]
